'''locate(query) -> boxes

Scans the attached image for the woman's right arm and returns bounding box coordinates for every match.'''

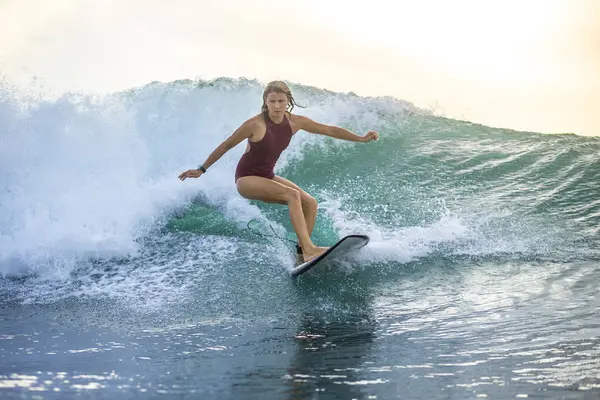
[178,119,256,181]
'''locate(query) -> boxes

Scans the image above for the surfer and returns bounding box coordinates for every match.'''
[178,81,379,263]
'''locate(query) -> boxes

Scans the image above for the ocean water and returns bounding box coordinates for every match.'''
[1,78,599,399]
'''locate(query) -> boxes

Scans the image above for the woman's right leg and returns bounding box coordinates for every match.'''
[236,176,328,262]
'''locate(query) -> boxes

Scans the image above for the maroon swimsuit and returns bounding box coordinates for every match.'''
[235,113,294,182]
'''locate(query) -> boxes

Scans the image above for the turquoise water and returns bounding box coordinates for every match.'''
[1,78,599,398]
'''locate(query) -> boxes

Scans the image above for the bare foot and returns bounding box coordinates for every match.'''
[302,246,329,263]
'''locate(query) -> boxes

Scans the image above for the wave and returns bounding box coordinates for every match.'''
[1,77,598,285]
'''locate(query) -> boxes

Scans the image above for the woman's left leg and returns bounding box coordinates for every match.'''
[272,175,319,237]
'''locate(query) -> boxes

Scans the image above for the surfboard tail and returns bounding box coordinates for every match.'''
[290,235,369,277]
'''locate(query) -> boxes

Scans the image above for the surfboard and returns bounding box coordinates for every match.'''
[290,235,370,277]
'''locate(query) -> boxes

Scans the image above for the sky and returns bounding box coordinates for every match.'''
[0,0,598,135]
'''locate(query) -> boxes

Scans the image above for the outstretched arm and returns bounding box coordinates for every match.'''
[178,119,256,181]
[295,115,379,142]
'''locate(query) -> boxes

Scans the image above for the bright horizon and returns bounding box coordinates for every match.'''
[1,0,598,135]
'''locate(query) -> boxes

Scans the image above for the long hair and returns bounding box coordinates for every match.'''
[261,81,305,116]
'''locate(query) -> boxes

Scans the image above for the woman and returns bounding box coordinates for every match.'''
[178,81,379,263]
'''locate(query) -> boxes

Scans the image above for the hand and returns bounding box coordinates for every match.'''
[362,130,379,143]
[178,169,203,181]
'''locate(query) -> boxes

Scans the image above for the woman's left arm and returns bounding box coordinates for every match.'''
[295,115,379,143]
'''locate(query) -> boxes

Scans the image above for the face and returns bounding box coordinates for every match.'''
[265,91,289,115]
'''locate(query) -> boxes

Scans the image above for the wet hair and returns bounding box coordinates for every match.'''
[261,81,305,115]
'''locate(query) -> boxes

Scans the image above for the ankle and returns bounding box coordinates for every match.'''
[298,243,312,252]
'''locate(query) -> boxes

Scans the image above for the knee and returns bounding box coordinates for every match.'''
[284,188,301,204]
[303,195,318,211]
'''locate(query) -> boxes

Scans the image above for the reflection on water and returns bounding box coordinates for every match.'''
[284,313,378,400]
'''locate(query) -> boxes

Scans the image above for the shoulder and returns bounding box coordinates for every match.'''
[286,112,301,121]
[228,115,264,140]
[288,114,332,135]
[287,113,310,125]
[248,114,264,124]
[244,114,267,138]
[288,113,321,128]
[241,114,265,130]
